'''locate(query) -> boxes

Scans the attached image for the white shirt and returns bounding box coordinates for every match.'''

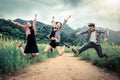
[89,31,96,43]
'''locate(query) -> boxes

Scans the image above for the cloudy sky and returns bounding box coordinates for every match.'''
[0,0,120,31]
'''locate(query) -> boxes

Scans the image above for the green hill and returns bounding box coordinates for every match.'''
[0,18,120,46]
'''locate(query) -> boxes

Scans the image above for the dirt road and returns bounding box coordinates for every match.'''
[10,53,119,80]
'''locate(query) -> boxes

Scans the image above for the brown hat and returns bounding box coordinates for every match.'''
[88,23,95,27]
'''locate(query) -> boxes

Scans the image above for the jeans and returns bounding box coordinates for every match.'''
[79,42,105,58]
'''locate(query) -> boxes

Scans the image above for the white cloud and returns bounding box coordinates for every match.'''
[0,0,120,31]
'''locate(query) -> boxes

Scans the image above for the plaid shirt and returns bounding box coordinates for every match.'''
[77,29,109,44]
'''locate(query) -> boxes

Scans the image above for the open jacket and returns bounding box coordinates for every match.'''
[77,29,109,44]
[16,20,37,37]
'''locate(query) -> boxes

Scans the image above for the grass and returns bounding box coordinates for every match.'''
[0,37,120,76]
[0,38,57,74]
[72,43,120,75]
[64,43,120,75]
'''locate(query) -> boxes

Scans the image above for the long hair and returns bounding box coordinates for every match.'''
[25,21,33,27]
[55,22,62,29]
[30,21,33,27]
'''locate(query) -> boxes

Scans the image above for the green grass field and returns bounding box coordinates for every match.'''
[0,37,120,75]
[69,44,120,75]
[0,38,57,74]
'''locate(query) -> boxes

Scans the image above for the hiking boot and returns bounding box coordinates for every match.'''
[104,53,109,59]
[64,43,70,48]
[72,48,79,56]
[17,41,23,48]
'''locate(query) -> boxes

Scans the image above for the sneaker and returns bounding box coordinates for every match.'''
[64,43,70,48]
[104,53,109,58]
[72,48,79,56]
[17,41,23,48]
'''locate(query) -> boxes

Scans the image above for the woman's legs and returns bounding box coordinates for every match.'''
[17,41,27,56]
[30,53,39,59]
[18,41,39,59]
[43,45,52,53]
[56,45,66,56]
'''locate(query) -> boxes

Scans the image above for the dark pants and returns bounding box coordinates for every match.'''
[79,42,105,58]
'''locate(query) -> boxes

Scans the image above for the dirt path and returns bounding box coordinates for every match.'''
[10,53,119,80]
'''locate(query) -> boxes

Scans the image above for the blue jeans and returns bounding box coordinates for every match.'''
[79,42,105,58]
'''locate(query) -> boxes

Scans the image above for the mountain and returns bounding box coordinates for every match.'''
[108,30,120,44]
[0,18,120,45]
[62,24,75,34]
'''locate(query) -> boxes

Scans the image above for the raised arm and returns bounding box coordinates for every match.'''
[11,20,25,29]
[33,14,37,29]
[62,15,71,26]
[76,30,88,35]
[51,16,55,27]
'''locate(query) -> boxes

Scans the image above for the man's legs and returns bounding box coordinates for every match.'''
[72,42,93,56]
[94,44,108,58]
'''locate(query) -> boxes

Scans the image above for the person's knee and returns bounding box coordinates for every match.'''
[43,50,47,53]
[23,53,27,57]
[58,54,62,56]
[58,52,63,56]
[35,53,39,56]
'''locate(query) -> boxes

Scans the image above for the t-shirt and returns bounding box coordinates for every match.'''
[89,31,96,43]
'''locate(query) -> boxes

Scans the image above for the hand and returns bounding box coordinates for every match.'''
[67,15,71,20]
[11,20,16,24]
[51,37,55,40]
[35,14,37,17]
[52,16,55,20]
[68,15,71,18]
[64,19,67,22]
[76,32,80,35]
[104,38,108,43]
[35,14,37,19]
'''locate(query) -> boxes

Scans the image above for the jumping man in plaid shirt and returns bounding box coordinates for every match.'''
[72,23,109,58]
